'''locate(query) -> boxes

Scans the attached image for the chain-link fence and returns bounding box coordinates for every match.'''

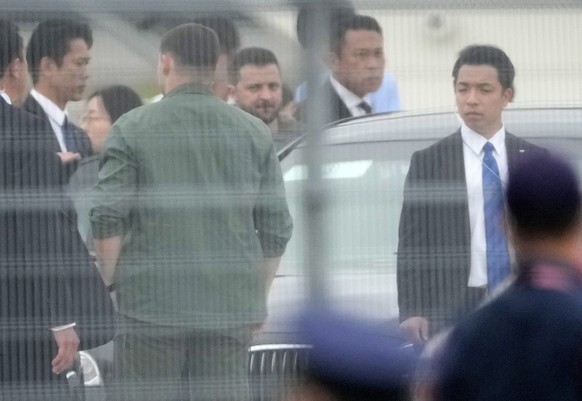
[1,1,582,400]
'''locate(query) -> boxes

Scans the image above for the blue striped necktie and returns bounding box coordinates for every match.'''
[482,142,510,289]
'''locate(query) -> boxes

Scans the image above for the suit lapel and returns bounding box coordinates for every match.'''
[23,95,49,123]
[506,131,527,171]
[438,130,466,183]
[0,97,10,131]
[444,130,471,245]
[323,79,353,121]
[23,95,63,154]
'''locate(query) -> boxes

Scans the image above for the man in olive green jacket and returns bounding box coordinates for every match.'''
[90,23,293,401]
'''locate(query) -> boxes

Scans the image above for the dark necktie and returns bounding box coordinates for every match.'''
[62,116,78,152]
[482,142,510,289]
[358,101,372,115]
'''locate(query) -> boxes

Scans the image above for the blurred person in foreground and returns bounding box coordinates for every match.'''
[435,152,582,401]
[0,19,114,400]
[23,19,93,171]
[294,306,416,401]
[90,23,293,401]
[229,47,299,150]
[67,85,142,255]
[397,45,546,344]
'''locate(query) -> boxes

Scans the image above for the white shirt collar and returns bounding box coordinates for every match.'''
[0,90,11,105]
[329,75,371,111]
[30,88,68,126]
[461,122,506,156]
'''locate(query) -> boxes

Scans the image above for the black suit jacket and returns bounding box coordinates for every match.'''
[22,94,92,158]
[298,78,353,125]
[0,98,114,360]
[321,78,353,123]
[396,130,546,333]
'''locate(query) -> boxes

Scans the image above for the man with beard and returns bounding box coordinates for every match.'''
[229,47,299,150]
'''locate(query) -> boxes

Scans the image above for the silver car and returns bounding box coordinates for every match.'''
[249,106,582,400]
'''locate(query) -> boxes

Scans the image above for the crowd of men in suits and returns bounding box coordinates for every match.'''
[3,2,582,401]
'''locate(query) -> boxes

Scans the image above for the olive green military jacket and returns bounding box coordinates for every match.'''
[91,83,293,330]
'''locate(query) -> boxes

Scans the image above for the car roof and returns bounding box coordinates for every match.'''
[278,106,582,160]
[327,107,582,145]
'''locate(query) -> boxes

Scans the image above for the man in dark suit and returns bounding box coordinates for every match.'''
[294,2,401,115]
[436,153,582,401]
[397,45,545,343]
[302,14,385,124]
[0,20,114,400]
[22,19,93,167]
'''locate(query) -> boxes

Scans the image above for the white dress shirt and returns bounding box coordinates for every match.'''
[329,76,372,117]
[30,89,69,152]
[462,123,510,288]
[0,90,11,104]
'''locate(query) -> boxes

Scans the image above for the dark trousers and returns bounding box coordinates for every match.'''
[108,319,253,401]
[0,338,71,401]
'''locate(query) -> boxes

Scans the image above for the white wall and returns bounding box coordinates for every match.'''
[371,8,582,110]
[249,8,582,111]
[20,6,582,117]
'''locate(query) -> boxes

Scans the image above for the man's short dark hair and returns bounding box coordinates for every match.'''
[507,152,581,238]
[88,85,143,124]
[27,19,93,84]
[296,0,355,49]
[191,16,240,57]
[330,15,382,56]
[452,45,515,91]
[160,23,220,70]
[229,47,279,84]
[0,20,23,76]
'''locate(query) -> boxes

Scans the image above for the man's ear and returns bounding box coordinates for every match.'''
[8,58,22,79]
[160,53,173,77]
[227,84,237,101]
[39,56,56,78]
[503,87,514,104]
